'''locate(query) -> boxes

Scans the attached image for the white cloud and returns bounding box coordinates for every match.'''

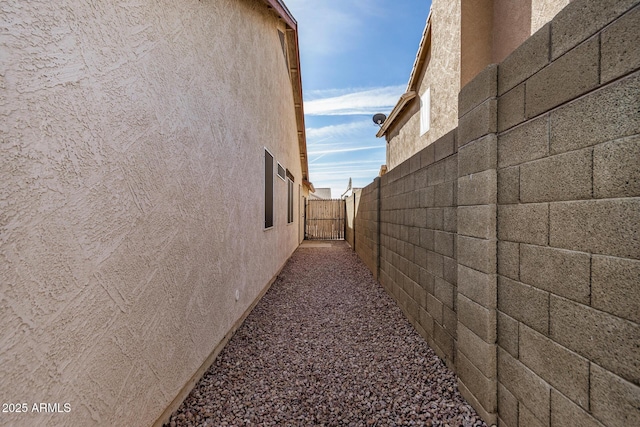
[306,121,372,141]
[304,85,405,116]
[308,145,380,156]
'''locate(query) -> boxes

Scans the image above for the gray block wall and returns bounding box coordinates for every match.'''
[347,1,640,425]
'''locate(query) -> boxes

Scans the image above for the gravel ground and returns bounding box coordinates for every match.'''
[165,241,487,427]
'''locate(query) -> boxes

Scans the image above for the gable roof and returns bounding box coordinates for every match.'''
[377,10,432,138]
[261,0,312,189]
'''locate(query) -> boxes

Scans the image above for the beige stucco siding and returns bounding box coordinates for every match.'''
[531,0,572,33]
[0,0,303,426]
[387,0,461,170]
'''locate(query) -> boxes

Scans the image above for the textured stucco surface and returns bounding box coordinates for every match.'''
[0,1,304,426]
[387,0,460,170]
[531,0,572,33]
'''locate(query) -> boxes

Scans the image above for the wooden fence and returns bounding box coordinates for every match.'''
[305,199,345,240]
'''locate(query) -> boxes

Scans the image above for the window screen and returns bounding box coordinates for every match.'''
[265,149,274,228]
[287,178,294,224]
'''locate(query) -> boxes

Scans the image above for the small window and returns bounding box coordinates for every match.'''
[420,87,431,136]
[277,163,286,181]
[264,149,274,229]
[287,178,294,224]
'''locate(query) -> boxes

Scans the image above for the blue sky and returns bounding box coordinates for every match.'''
[285,0,432,198]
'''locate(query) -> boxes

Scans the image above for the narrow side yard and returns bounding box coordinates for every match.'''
[166,241,486,426]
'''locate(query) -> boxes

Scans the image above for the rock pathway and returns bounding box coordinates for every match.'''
[166,241,487,427]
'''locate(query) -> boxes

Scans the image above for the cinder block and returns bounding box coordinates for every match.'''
[497,311,519,358]
[458,265,496,308]
[551,389,605,427]
[592,255,640,324]
[458,322,496,378]
[419,268,435,294]
[519,324,589,408]
[434,231,455,258]
[434,129,457,162]
[420,143,436,169]
[443,207,457,233]
[498,83,525,132]
[498,114,549,168]
[457,351,497,413]
[458,380,498,426]
[419,307,434,336]
[498,382,518,427]
[443,305,457,339]
[526,36,599,118]
[590,363,640,427]
[457,235,496,274]
[498,276,549,335]
[499,23,550,95]
[458,170,497,206]
[458,134,497,177]
[520,244,590,304]
[520,148,593,203]
[426,250,444,279]
[434,181,455,207]
[498,347,551,425]
[427,293,443,324]
[459,98,497,147]
[458,294,497,343]
[497,166,519,205]
[550,71,640,154]
[443,256,457,286]
[497,241,519,281]
[594,135,640,198]
[550,295,640,384]
[498,203,548,246]
[444,154,458,183]
[458,205,496,239]
[435,277,455,310]
[434,322,454,360]
[420,228,434,251]
[551,0,639,59]
[459,64,498,118]
[519,404,545,427]
[602,5,640,83]
[427,160,446,185]
[426,207,444,230]
[549,198,640,259]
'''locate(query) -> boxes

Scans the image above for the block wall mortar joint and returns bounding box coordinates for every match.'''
[598,32,602,85]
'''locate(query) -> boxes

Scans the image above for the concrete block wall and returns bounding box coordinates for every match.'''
[456,64,499,424]
[349,1,639,426]
[495,2,640,427]
[353,181,380,279]
[377,129,459,368]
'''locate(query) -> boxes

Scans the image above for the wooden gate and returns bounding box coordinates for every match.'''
[305,199,345,240]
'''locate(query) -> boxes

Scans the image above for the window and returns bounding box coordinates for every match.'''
[277,162,286,181]
[287,178,294,224]
[420,87,431,135]
[264,149,274,229]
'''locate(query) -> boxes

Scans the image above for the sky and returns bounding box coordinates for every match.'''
[285,0,432,198]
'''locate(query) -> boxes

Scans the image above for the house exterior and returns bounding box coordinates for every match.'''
[0,1,310,426]
[378,0,572,170]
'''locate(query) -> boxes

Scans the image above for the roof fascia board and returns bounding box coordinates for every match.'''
[377,10,432,138]
[376,91,417,138]
[259,0,311,186]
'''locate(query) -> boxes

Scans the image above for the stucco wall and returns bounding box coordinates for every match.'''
[0,1,304,426]
[386,0,460,171]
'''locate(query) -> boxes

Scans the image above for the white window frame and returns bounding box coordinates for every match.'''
[264,148,274,230]
[277,162,286,181]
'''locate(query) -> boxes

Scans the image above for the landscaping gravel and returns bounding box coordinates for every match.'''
[165,241,488,427]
